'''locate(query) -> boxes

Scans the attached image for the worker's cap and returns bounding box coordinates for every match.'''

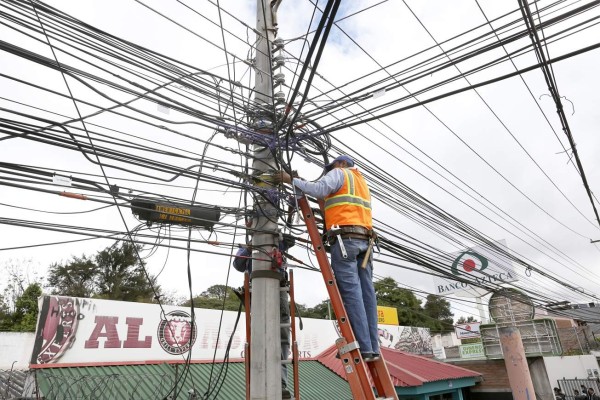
[324,155,354,171]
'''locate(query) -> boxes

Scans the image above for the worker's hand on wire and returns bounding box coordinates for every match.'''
[278,171,292,184]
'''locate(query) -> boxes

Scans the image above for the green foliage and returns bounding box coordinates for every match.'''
[0,297,9,329]
[0,283,41,332]
[47,256,97,298]
[47,242,159,303]
[183,287,333,318]
[0,260,43,332]
[423,294,454,332]
[374,277,426,327]
[374,277,454,331]
[181,285,242,311]
[299,300,331,319]
[181,276,456,333]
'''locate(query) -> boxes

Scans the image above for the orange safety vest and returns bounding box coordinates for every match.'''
[324,168,372,230]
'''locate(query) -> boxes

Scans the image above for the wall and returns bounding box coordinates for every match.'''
[451,355,600,400]
[529,357,553,400]
[449,359,509,389]
[449,359,512,400]
[544,355,600,388]
[0,332,35,369]
[431,333,460,349]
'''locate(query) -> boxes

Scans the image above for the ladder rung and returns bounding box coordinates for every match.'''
[280,322,291,328]
[281,359,293,365]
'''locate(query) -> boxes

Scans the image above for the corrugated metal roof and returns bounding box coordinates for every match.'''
[34,360,353,399]
[36,363,175,399]
[177,361,352,399]
[1,369,33,398]
[316,345,481,387]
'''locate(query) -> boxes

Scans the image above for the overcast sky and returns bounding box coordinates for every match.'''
[1,0,600,322]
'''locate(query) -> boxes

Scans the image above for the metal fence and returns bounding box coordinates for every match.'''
[558,378,600,399]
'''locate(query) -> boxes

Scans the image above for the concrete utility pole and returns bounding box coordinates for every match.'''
[499,327,536,400]
[250,0,281,399]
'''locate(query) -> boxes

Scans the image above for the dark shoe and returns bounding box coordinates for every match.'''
[362,352,381,362]
[282,388,292,399]
[361,352,373,361]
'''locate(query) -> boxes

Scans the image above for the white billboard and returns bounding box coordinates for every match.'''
[30,296,432,367]
[432,239,518,297]
[377,326,432,355]
[454,322,481,339]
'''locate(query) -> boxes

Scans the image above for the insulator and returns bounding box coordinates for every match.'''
[274,91,286,104]
[272,55,285,68]
[274,73,285,86]
[272,38,285,50]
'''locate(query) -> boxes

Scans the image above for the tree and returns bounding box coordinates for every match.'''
[47,256,97,298]
[181,284,242,311]
[0,283,42,332]
[300,300,331,319]
[0,293,11,330]
[423,294,454,332]
[0,260,43,331]
[374,277,427,327]
[47,241,159,303]
[95,243,157,302]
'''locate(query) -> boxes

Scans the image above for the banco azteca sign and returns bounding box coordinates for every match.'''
[433,239,518,297]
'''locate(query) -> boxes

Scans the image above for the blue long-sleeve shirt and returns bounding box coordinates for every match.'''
[292,168,345,199]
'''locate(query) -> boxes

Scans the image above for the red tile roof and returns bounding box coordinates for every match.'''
[315,345,481,387]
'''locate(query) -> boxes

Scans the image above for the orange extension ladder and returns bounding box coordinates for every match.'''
[297,195,398,400]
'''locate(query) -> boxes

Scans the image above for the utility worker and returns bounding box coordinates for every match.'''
[281,155,380,361]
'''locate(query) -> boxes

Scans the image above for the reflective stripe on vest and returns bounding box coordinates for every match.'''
[324,168,372,230]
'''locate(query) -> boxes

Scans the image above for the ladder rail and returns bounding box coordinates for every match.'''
[299,195,399,400]
[298,196,378,399]
[289,270,300,400]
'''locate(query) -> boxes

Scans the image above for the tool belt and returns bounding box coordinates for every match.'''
[326,225,376,244]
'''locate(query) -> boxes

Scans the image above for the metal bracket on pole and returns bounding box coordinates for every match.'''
[250,270,283,281]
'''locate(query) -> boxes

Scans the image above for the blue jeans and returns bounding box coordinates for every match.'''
[330,237,379,355]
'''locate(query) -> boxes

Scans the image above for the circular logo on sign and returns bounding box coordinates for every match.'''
[157,310,197,355]
[451,251,488,276]
[34,296,83,364]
